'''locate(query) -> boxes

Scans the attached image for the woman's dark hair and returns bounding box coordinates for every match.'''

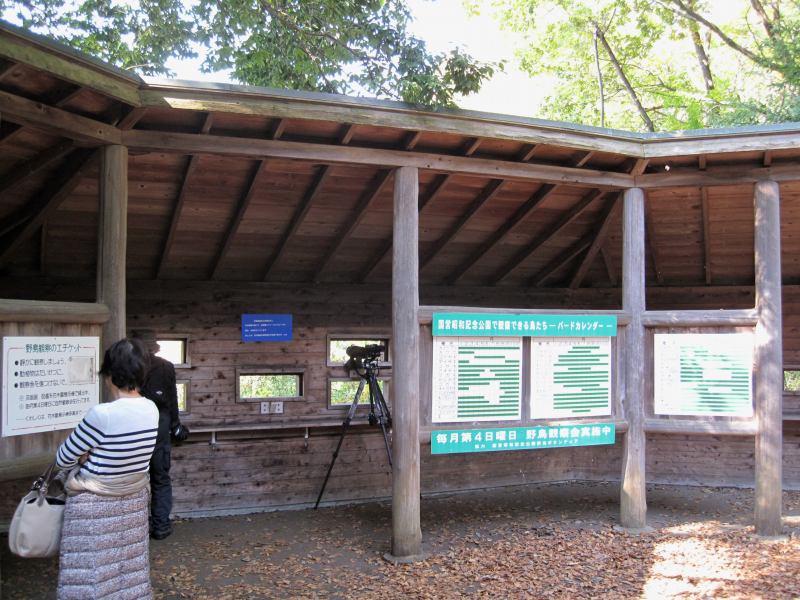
[99,338,150,391]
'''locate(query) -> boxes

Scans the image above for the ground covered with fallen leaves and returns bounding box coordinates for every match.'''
[3,481,799,599]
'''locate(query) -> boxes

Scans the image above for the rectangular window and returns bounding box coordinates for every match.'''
[784,369,800,392]
[329,378,390,408]
[176,380,189,414]
[156,336,190,368]
[236,368,304,402]
[327,335,390,367]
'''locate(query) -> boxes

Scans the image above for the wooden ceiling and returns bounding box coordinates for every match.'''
[2,23,800,292]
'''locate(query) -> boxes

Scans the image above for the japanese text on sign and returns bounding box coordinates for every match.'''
[431,423,616,454]
[2,336,100,437]
[432,313,617,337]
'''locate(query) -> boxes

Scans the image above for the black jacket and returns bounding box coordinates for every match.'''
[140,354,179,441]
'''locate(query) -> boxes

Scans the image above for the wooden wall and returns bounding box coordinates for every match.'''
[2,281,799,522]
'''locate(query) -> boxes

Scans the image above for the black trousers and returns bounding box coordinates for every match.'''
[150,411,173,534]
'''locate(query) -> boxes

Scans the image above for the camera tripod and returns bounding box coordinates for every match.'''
[314,351,392,509]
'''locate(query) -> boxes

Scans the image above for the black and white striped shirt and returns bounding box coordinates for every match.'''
[56,396,159,477]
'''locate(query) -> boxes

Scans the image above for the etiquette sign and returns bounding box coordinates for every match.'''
[2,336,100,437]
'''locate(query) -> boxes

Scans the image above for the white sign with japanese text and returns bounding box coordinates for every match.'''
[2,336,100,437]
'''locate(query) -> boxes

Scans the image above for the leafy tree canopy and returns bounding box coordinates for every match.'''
[477,0,800,131]
[0,0,498,107]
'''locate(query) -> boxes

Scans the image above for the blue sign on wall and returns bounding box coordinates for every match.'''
[241,314,293,342]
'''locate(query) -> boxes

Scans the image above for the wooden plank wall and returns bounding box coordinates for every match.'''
[2,281,800,522]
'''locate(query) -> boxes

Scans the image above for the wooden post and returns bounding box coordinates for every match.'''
[620,187,647,529]
[96,145,128,367]
[754,179,783,536]
[390,166,423,559]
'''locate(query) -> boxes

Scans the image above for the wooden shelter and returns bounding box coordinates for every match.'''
[1,23,799,558]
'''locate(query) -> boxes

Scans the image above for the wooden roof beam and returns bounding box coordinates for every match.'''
[461,137,483,156]
[569,194,621,288]
[489,189,604,285]
[0,149,96,262]
[0,140,74,195]
[516,144,537,162]
[155,113,213,278]
[635,162,800,187]
[209,160,268,279]
[122,130,633,189]
[0,89,121,144]
[313,169,393,282]
[763,151,772,167]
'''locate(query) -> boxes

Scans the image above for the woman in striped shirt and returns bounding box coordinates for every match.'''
[56,338,159,600]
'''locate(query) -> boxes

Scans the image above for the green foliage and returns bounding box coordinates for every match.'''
[490,0,800,130]
[240,374,300,398]
[785,370,800,392]
[330,378,386,405]
[0,0,496,107]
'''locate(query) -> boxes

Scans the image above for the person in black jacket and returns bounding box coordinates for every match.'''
[134,330,189,540]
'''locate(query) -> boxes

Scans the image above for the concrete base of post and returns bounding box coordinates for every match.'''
[613,524,655,535]
[383,550,428,564]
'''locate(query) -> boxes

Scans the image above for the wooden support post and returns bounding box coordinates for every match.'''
[620,187,647,530]
[390,166,422,560]
[96,145,128,370]
[754,179,783,536]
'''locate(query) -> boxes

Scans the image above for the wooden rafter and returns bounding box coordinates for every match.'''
[51,85,84,108]
[116,107,148,130]
[313,169,393,281]
[263,165,333,280]
[263,124,354,280]
[270,118,287,140]
[421,178,505,271]
[356,167,444,283]
[447,183,557,284]
[0,140,74,196]
[516,144,537,162]
[0,123,23,146]
[701,187,712,284]
[156,154,199,279]
[209,160,268,279]
[763,151,772,167]
[568,194,621,288]
[155,113,214,278]
[574,151,595,167]
[600,246,617,285]
[489,189,605,285]
[461,137,482,156]
[0,60,16,80]
[569,160,646,288]
[529,238,592,287]
[403,131,422,150]
[0,149,96,262]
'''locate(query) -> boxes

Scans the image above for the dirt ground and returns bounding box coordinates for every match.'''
[2,481,800,599]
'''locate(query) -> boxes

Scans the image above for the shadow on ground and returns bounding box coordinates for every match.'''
[3,481,799,599]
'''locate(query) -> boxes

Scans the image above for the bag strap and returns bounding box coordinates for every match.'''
[31,461,58,505]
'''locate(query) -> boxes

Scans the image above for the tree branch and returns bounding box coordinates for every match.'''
[594,25,655,131]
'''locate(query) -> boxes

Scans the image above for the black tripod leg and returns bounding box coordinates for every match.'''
[369,376,393,468]
[314,380,365,509]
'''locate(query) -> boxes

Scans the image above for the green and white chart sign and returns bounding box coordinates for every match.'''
[432,313,617,337]
[432,337,521,422]
[654,333,753,417]
[432,423,616,454]
[531,337,612,418]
